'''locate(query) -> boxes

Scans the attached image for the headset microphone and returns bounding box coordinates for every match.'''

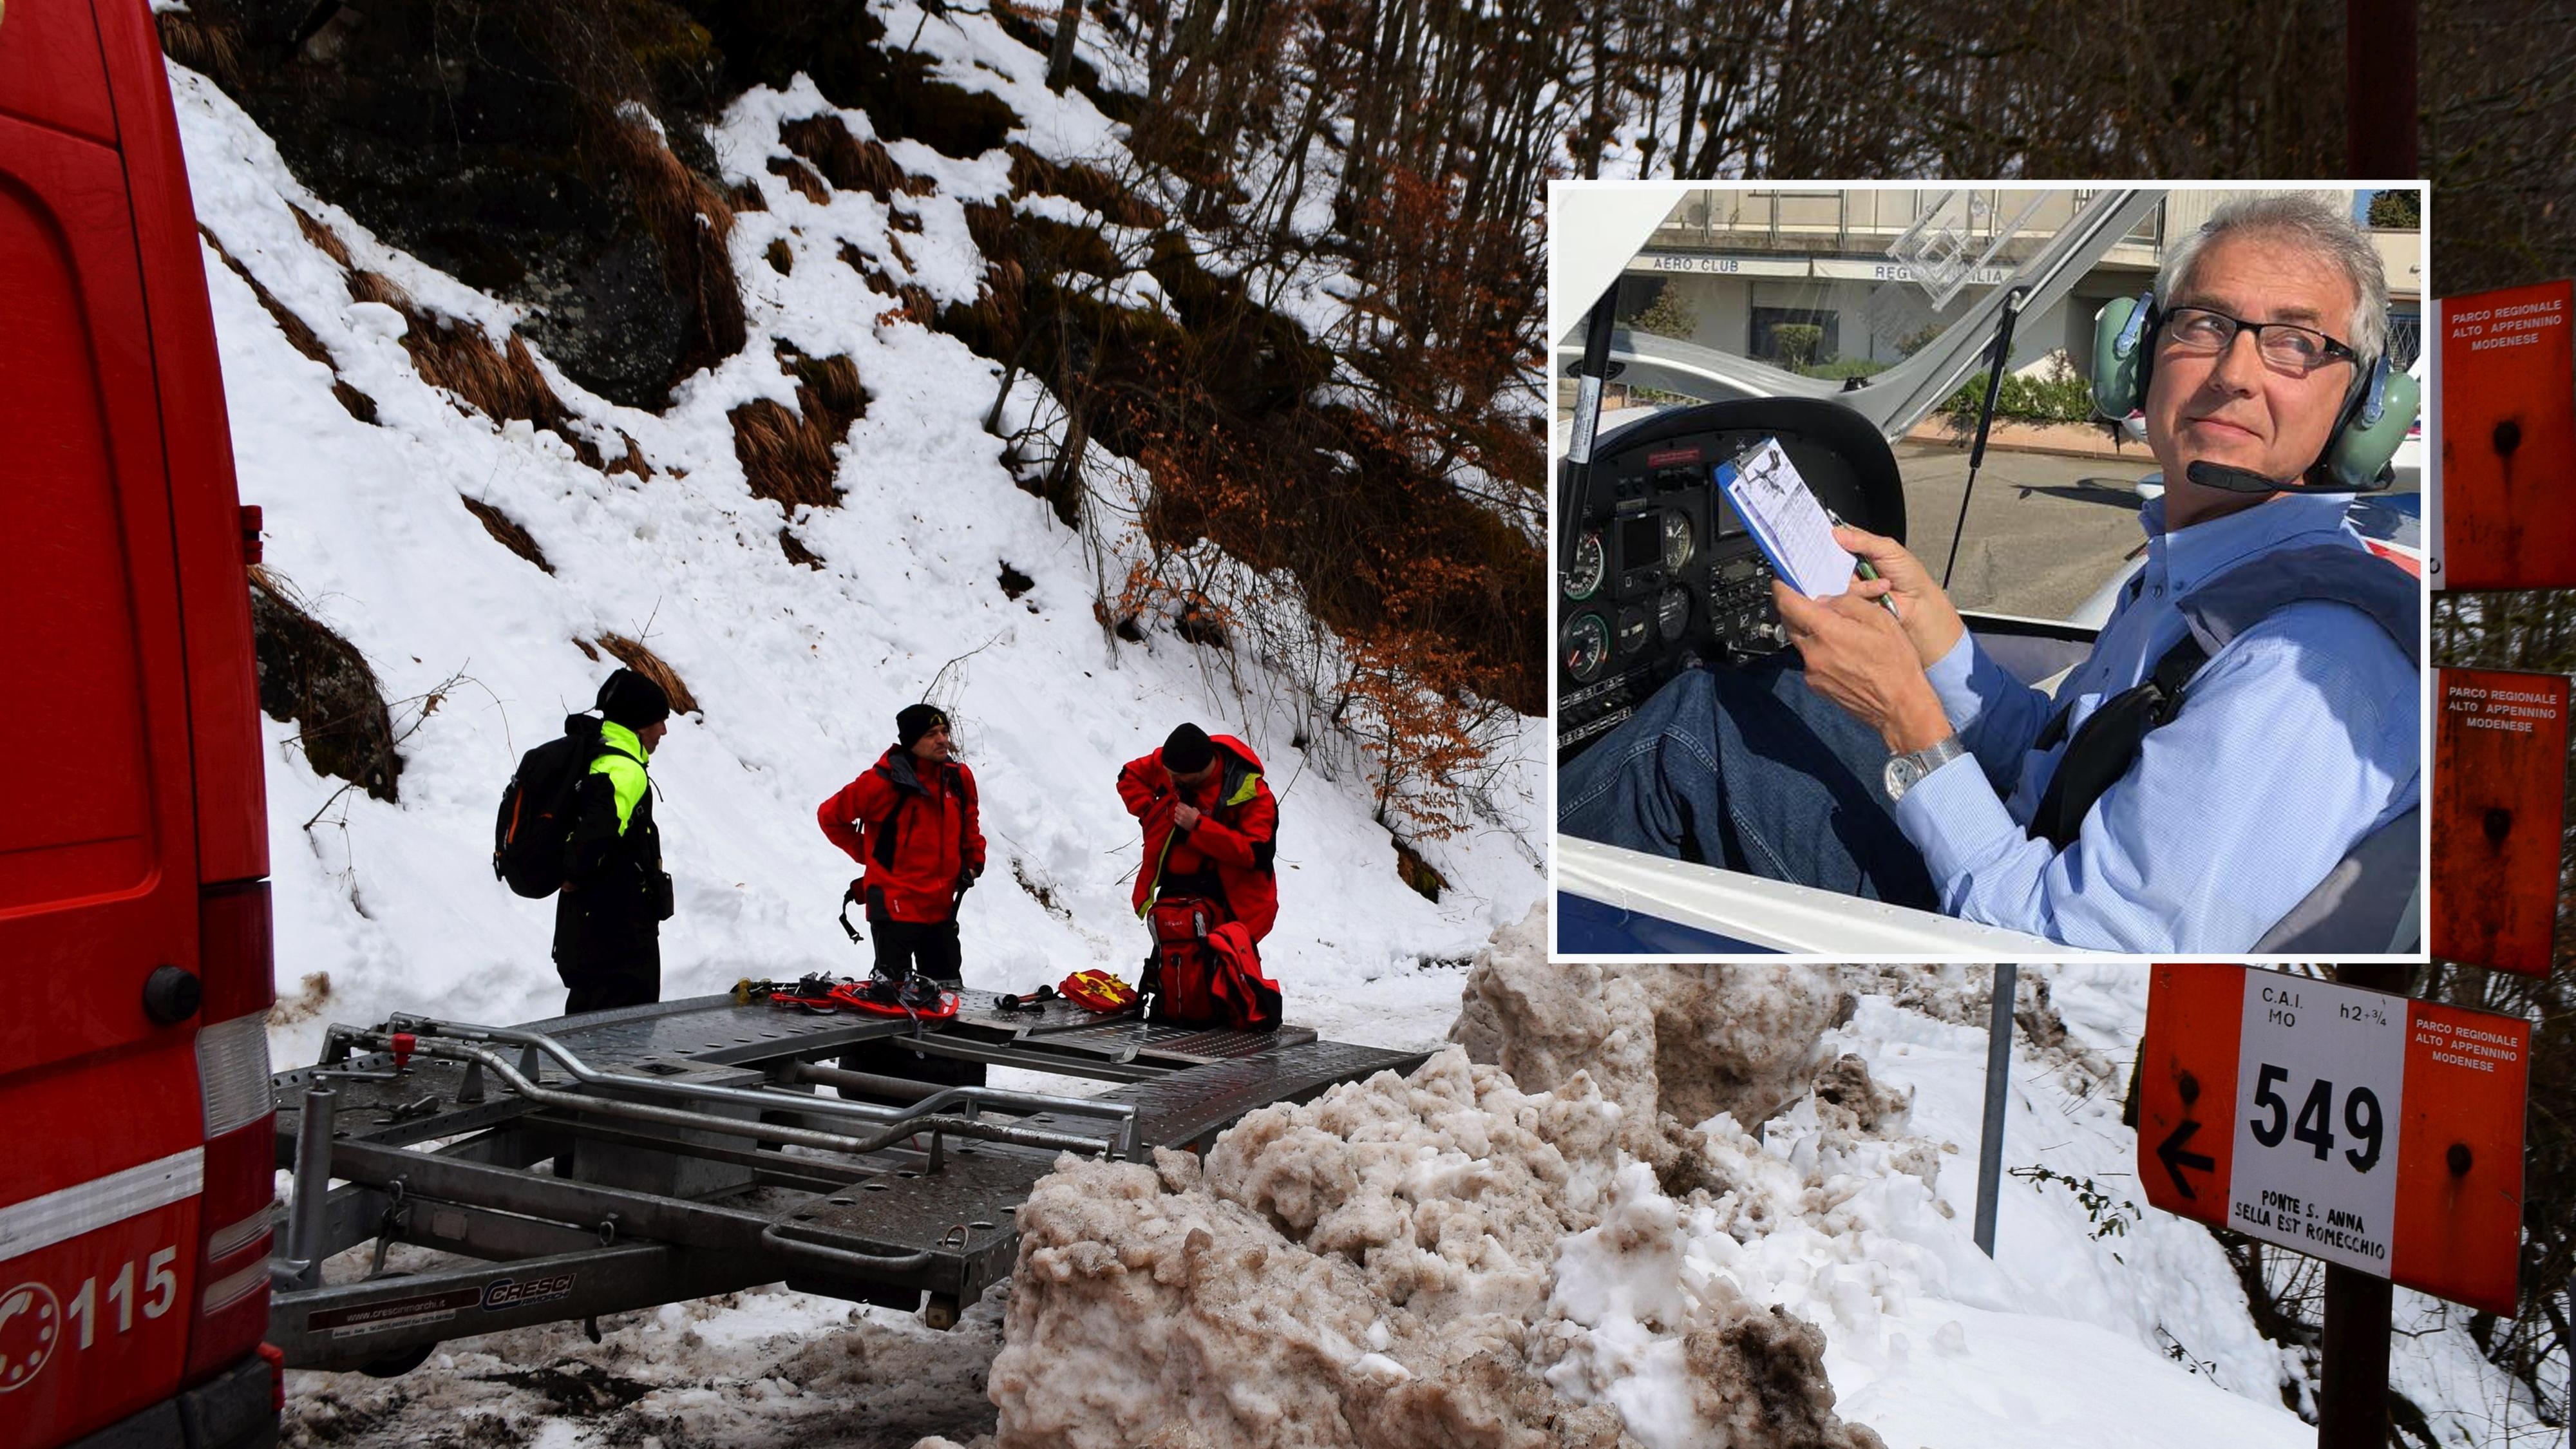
[2183,462,2282,494]
[2184,461,2389,496]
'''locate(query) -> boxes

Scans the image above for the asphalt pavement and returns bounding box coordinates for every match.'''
[1893,442,2157,623]
[1893,443,2425,624]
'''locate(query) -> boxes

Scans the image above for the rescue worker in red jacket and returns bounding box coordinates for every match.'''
[1117,723,1279,942]
[817,703,985,986]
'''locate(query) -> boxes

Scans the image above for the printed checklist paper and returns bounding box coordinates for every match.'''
[1716,437,1859,599]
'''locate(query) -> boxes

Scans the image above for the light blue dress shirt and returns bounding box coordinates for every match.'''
[1889,491,2420,951]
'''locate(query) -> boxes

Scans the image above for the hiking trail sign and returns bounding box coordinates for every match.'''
[2431,666,2569,976]
[2138,964,2528,1315]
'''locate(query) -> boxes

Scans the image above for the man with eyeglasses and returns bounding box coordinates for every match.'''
[1558,193,2420,951]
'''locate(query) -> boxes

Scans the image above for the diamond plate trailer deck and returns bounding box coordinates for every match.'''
[265,992,1426,1372]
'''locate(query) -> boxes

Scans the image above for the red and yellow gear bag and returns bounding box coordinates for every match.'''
[1059,969,1138,1012]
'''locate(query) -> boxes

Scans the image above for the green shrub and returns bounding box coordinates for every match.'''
[1799,357,1890,381]
[1771,323,1824,370]
[1624,281,1699,341]
[1939,352,2096,430]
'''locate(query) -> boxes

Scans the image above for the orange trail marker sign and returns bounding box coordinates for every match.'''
[2438,279,2576,589]
[2432,666,2570,975]
[2139,964,2528,1316]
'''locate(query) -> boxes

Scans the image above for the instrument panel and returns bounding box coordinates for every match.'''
[1558,398,1908,759]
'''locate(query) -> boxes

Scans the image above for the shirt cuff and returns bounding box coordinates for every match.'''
[1924,630,1982,728]
[1889,749,2022,888]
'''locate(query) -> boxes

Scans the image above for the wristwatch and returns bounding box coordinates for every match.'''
[1882,735,1965,803]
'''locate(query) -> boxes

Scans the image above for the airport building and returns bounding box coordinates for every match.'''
[1613,189,2425,384]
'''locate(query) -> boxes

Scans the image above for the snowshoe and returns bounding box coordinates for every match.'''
[747,973,848,1013]
[829,972,958,1019]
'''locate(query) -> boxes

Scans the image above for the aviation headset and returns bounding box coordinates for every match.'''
[2090,290,2418,493]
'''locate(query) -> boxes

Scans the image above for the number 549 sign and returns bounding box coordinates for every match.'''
[2138,965,2530,1314]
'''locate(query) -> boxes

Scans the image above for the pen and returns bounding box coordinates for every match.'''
[1824,507,1903,619]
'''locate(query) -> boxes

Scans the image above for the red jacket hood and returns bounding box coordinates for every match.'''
[1175,734,1263,775]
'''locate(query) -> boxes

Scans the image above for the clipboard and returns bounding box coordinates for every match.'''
[1712,437,1860,598]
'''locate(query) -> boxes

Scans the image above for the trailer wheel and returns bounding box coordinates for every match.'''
[921,1293,960,1331]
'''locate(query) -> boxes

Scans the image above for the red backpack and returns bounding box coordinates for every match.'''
[1143,896,1280,1032]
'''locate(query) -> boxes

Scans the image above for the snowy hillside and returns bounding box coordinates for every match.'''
[168,14,1544,1066]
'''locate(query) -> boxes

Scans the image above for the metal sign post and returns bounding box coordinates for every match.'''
[1973,963,2016,1257]
[2316,963,2406,1449]
[2318,1265,2396,1449]
[2346,0,2418,178]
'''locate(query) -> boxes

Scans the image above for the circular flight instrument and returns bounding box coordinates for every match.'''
[1563,531,1605,601]
[1657,585,1690,643]
[1562,614,1609,682]
[1615,609,1651,657]
[1662,509,1694,571]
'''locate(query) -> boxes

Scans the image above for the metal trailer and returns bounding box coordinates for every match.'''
[263,992,1426,1372]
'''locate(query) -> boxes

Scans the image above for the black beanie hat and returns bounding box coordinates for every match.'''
[596,668,670,730]
[1162,723,1214,774]
[897,703,949,749]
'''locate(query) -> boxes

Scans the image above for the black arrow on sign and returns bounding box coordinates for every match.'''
[2157,1119,2217,1200]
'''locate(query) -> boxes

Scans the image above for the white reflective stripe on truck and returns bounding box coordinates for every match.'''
[0,1148,204,1264]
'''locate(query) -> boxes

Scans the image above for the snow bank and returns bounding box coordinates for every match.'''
[990,1048,1881,1448]
[979,919,1893,1448]
[1451,912,1853,1189]
[993,1063,1634,1446]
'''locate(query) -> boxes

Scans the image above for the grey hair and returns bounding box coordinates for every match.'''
[2154,192,2390,365]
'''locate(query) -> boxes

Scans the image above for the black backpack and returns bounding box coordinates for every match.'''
[493,714,629,898]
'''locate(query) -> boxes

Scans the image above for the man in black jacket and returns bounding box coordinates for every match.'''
[556,669,673,1013]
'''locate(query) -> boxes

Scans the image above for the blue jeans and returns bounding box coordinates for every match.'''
[1558,661,1939,908]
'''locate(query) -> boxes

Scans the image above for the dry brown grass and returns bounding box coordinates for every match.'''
[766,156,832,205]
[729,345,868,509]
[348,269,606,468]
[200,227,329,367]
[781,115,926,202]
[779,527,826,569]
[943,203,1028,353]
[289,204,354,269]
[155,6,242,87]
[1006,144,1166,229]
[835,242,941,328]
[200,225,379,424]
[459,497,554,574]
[593,633,699,715]
[1392,835,1447,903]
[344,268,407,310]
[1016,213,1122,280]
[764,238,794,275]
[605,430,653,480]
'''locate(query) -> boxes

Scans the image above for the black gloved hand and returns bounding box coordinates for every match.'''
[954,868,976,893]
